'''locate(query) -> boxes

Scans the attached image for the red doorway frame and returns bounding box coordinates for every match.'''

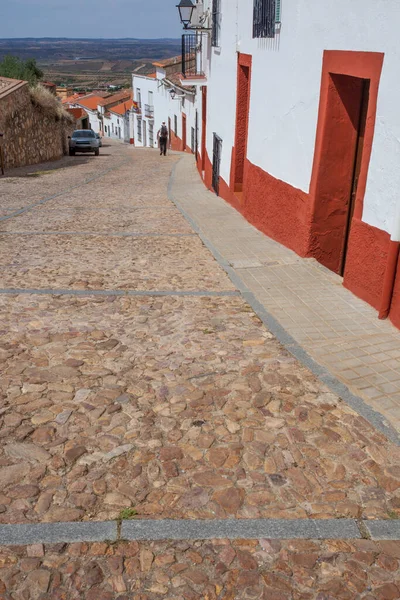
[182,113,187,152]
[230,53,252,202]
[201,86,207,171]
[309,51,384,275]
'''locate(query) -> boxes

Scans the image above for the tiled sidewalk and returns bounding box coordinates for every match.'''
[171,155,400,433]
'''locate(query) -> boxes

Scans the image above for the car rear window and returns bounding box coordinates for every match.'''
[72,130,95,138]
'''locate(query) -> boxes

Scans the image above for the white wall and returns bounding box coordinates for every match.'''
[104,112,124,140]
[132,72,198,154]
[205,0,400,235]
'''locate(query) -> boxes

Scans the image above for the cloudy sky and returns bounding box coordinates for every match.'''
[0,0,182,38]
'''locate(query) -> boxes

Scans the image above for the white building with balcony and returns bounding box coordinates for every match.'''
[132,59,198,154]
[174,0,400,330]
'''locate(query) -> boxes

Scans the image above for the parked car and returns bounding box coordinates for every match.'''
[69,130,100,156]
[96,133,103,147]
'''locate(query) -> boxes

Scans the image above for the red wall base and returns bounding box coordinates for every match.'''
[170,132,182,152]
[197,148,400,330]
[390,261,400,329]
[343,218,390,310]
[244,160,310,257]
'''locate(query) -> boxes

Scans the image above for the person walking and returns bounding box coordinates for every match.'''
[157,122,169,156]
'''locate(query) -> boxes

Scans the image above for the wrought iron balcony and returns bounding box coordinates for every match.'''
[144,104,154,118]
[181,33,206,79]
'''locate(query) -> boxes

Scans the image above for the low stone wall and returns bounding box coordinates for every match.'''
[0,83,75,170]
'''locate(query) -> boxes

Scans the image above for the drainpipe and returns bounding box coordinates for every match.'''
[378,204,400,320]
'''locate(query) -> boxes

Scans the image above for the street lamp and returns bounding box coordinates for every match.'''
[176,0,195,29]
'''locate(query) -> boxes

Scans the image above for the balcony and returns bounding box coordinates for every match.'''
[144,104,154,119]
[181,33,206,81]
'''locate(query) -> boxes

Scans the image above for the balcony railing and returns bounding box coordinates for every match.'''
[182,33,206,79]
[144,104,154,119]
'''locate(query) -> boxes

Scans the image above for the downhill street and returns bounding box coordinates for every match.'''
[0,141,399,598]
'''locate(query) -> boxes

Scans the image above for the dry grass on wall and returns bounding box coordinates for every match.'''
[30,84,74,123]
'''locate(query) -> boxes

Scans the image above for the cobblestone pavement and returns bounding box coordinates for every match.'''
[170,156,400,433]
[1,538,400,599]
[0,142,399,596]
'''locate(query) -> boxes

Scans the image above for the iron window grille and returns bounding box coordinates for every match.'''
[253,0,281,39]
[144,104,154,118]
[182,33,205,78]
[212,0,222,47]
[191,127,195,153]
[212,133,222,196]
[174,115,178,135]
[137,118,142,143]
[149,122,154,147]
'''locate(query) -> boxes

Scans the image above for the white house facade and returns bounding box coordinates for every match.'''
[171,0,400,330]
[132,61,198,155]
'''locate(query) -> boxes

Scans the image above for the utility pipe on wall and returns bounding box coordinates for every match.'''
[378,203,400,320]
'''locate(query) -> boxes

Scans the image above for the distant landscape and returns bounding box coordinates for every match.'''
[0,38,181,89]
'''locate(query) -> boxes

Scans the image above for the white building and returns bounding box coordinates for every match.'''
[132,59,197,154]
[72,90,132,138]
[172,0,400,330]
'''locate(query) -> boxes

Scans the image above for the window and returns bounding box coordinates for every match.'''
[174,115,178,135]
[137,118,142,142]
[253,0,281,38]
[136,88,142,106]
[112,123,114,133]
[212,0,221,47]
[148,91,153,106]
[191,127,195,153]
[149,122,154,147]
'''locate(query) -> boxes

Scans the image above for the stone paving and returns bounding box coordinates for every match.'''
[0,141,399,596]
[171,155,400,433]
[1,538,400,599]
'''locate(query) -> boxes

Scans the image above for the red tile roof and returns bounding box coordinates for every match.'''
[66,107,87,120]
[153,56,181,68]
[62,93,85,105]
[98,90,132,107]
[75,95,104,110]
[109,99,137,115]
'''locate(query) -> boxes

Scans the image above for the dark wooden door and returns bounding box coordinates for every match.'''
[340,80,370,275]
[212,133,222,196]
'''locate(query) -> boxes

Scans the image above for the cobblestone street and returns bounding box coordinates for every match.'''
[0,141,399,598]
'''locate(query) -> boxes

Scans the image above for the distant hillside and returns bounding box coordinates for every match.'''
[0,38,181,90]
[0,38,181,62]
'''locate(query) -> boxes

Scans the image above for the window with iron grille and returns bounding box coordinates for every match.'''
[212,0,222,47]
[174,115,178,135]
[253,0,281,38]
[149,122,154,147]
[137,118,142,143]
[191,127,195,153]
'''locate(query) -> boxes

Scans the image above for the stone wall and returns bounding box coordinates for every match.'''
[0,83,75,170]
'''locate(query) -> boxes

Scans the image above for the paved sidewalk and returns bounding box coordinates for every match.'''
[171,155,400,434]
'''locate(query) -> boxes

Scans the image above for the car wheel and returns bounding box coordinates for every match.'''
[69,149,75,156]
[94,149,100,156]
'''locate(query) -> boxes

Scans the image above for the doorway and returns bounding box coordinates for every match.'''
[195,109,199,160]
[212,133,222,196]
[168,117,172,150]
[143,121,147,147]
[311,74,370,275]
[233,54,252,201]
[182,114,187,151]
[201,86,207,171]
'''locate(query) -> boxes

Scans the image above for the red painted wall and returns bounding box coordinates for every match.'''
[244,160,310,257]
[389,261,400,329]
[170,131,182,152]
[343,218,390,310]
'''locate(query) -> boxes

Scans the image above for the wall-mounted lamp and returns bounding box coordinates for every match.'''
[176,0,195,29]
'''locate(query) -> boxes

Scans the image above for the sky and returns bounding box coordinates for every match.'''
[0,0,183,39]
